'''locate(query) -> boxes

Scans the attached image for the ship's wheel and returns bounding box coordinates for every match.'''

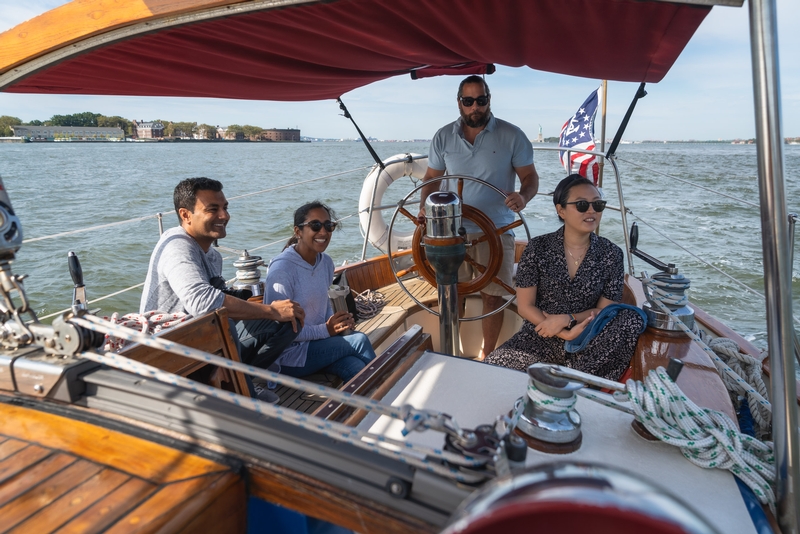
[386,175,530,320]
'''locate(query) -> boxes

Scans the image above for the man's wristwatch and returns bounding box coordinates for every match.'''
[565,314,577,330]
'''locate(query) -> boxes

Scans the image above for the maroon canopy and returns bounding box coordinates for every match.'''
[0,0,716,101]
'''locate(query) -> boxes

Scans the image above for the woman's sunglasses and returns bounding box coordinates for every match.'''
[458,95,489,107]
[299,219,337,232]
[564,200,607,213]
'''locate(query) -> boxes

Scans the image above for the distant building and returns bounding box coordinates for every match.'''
[132,120,164,139]
[217,126,244,140]
[260,128,300,142]
[10,125,124,142]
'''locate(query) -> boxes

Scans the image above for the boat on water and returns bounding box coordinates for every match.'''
[0,0,797,533]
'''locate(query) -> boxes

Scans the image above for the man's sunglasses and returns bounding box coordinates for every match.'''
[458,95,489,107]
[299,219,337,232]
[564,200,607,213]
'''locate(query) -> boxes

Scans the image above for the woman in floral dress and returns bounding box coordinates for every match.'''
[485,174,645,380]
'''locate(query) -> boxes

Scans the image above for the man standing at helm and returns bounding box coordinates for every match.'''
[418,75,539,359]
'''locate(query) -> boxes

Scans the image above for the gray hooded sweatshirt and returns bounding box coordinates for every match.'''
[264,245,334,367]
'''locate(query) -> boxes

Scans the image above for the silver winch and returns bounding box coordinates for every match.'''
[642,271,695,331]
[231,250,265,297]
[515,364,583,453]
[628,222,695,332]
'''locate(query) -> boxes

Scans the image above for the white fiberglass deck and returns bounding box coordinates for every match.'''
[358,352,755,534]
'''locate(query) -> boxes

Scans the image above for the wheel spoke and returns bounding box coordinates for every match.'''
[463,254,486,273]
[458,177,464,198]
[399,206,420,224]
[495,219,523,235]
[395,264,419,278]
[491,276,515,295]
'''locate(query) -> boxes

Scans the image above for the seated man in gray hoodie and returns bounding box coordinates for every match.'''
[140,177,305,401]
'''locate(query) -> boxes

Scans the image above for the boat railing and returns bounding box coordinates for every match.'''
[30,149,800,335]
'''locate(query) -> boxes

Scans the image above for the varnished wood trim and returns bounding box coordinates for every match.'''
[0,404,229,484]
[312,327,425,420]
[341,336,432,427]
[249,463,437,534]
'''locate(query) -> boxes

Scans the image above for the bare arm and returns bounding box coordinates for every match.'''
[504,163,540,212]
[417,166,446,219]
[222,294,305,331]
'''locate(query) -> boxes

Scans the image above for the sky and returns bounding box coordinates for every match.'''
[0,0,798,141]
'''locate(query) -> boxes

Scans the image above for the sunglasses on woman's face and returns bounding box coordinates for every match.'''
[564,200,607,213]
[299,219,337,232]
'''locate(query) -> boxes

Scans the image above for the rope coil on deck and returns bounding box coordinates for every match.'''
[627,368,775,510]
[354,289,385,319]
[704,336,771,438]
[642,275,772,417]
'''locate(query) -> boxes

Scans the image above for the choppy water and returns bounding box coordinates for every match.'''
[0,141,798,354]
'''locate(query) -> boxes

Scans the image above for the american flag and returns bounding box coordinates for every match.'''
[558,87,601,184]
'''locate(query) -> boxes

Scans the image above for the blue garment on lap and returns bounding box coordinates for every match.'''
[563,304,647,354]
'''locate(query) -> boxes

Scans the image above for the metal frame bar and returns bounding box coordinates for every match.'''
[748,0,800,529]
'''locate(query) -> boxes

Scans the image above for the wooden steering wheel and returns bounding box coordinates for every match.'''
[386,175,531,320]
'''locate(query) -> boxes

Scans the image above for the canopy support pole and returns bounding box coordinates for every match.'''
[748,0,800,530]
[338,98,385,261]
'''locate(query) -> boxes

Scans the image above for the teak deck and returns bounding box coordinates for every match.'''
[0,403,245,534]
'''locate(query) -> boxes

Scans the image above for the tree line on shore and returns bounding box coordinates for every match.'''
[0,112,268,140]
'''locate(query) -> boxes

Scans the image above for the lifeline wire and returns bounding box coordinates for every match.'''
[76,349,487,484]
[70,314,483,466]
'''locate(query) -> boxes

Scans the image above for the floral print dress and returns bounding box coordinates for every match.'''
[485,226,644,380]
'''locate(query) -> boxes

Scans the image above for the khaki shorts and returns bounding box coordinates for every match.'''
[458,233,516,296]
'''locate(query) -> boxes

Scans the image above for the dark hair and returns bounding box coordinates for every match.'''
[173,177,223,223]
[458,75,491,98]
[284,201,340,249]
[553,174,596,222]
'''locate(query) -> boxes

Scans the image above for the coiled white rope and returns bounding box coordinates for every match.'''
[354,289,385,319]
[642,275,772,416]
[69,314,490,474]
[627,368,775,510]
[705,336,771,438]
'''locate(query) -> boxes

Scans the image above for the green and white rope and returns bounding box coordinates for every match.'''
[526,382,577,413]
[705,336,771,438]
[70,314,481,463]
[626,368,775,509]
[642,275,772,415]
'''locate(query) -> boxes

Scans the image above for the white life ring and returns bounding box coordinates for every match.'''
[359,153,428,253]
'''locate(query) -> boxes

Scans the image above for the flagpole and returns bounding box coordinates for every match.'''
[598,80,607,188]
[596,81,607,236]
